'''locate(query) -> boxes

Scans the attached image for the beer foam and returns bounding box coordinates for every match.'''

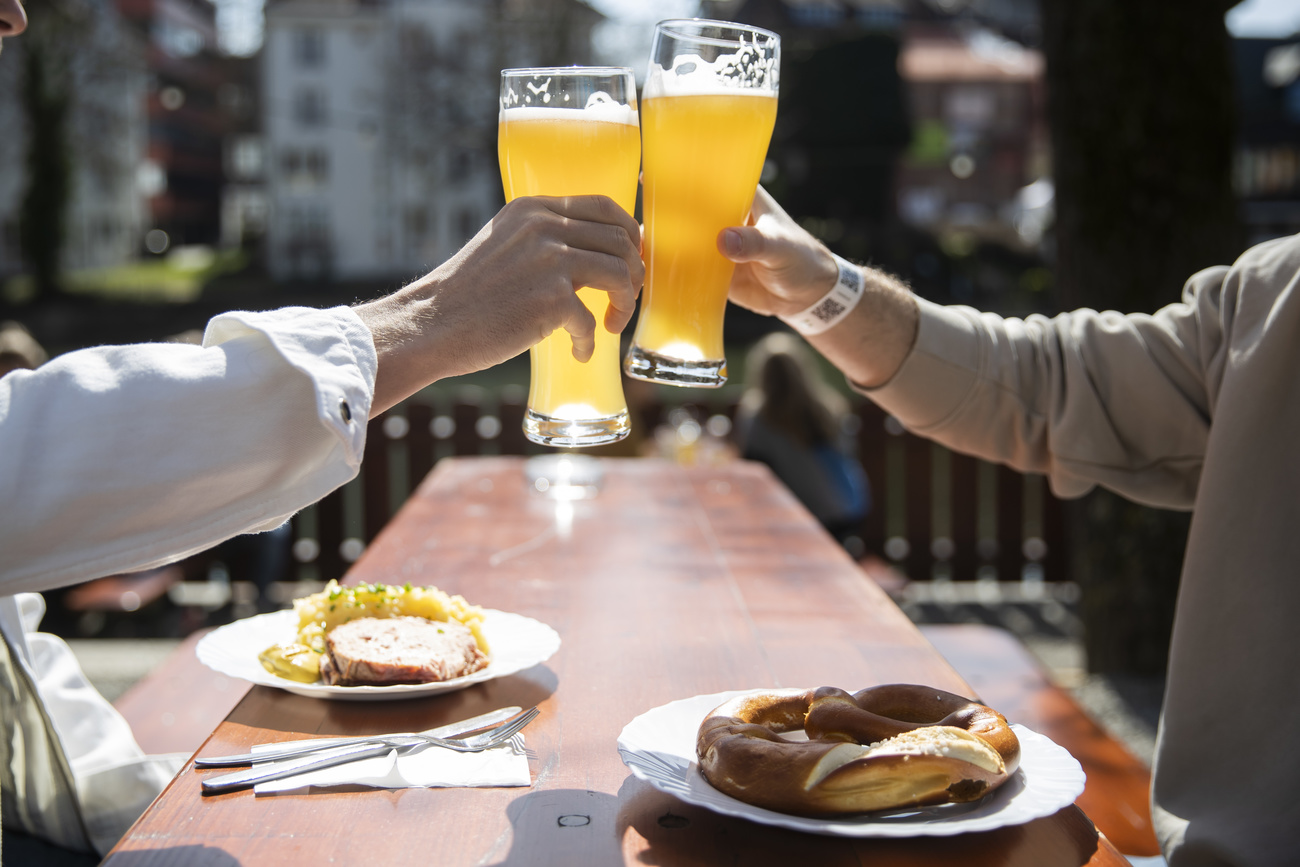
[643,48,779,99]
[500,100,638,126]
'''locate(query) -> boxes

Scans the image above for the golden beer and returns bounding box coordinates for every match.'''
[625,20,780,387]
[637,91,777,363]
[498,69,640,446]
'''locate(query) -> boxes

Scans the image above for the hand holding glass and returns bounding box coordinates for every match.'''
[625,20,780,387]
[498,67,640,446]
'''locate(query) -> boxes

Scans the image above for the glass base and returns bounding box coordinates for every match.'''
[523,408,630,448]
[623,346,727,388]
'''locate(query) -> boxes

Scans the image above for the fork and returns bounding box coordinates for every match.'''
[195,705,524,768]
[200,707,539,795]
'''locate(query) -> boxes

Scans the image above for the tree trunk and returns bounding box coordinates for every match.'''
[18,2,76,304]
[1040,0,1244,675]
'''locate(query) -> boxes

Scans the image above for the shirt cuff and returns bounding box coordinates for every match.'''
[203,306,377,466]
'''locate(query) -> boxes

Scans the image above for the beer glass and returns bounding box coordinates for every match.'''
[498,67,640,447]
[625,20,780,387]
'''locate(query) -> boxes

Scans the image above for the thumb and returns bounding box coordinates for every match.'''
[717,226,770,263]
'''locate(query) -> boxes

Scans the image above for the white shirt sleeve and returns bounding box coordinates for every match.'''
[0,305,378,595]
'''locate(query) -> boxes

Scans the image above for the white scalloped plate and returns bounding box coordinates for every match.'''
[617,689,1086,837]
[196,609,560,701]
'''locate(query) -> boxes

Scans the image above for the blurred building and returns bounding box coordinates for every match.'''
[699,0,1046,264]
[116,0,230,251]
[895,23,1047,251]
[0,0,149,278]
[1234,36,1300,245]
[217,53,267,252]
[260,0,602,281]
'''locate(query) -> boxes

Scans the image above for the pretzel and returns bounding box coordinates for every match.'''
[696,685,1021,817]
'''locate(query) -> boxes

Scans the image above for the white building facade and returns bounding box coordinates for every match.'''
[261,0,600,281]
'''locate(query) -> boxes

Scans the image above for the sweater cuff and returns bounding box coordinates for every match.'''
[854,297,984,433]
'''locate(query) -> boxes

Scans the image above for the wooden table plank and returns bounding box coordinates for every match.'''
[105,457,1129,866]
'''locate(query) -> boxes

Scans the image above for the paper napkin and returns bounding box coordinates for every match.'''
[251,735,531,795]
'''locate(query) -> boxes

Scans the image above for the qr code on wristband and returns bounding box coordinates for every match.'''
[812,297,847,323]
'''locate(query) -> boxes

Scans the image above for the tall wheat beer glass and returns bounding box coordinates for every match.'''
[625,20,780,387]
[499,67,640,446]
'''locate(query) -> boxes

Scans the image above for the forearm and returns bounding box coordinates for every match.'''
[353,282,443,418]
[720,187,919,388]
[796,262,920,389]
[355,194,645,418]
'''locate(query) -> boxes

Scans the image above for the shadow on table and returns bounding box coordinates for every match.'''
[100,844,243,867]
[477,777,1100,866]
[222,666,559,739]
[611,774,1103,867]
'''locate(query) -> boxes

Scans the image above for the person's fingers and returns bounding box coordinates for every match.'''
[717,225,775,264]
[540,206,642,333]
[548,247,636,333]
[558,294,599,362]
[540,194,642,247]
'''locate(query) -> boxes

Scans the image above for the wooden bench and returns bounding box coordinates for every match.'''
[61,564,184,614]
[112,629,250,757]
[920,622,1160,858]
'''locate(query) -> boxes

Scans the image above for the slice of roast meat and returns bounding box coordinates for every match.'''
[319,616,488,686]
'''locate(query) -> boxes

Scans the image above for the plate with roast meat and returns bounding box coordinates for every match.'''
[196,581,560,701]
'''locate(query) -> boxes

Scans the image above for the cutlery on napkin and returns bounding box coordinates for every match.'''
[250,733,531,795]
[198,706,534,795]
[195,706,523,767]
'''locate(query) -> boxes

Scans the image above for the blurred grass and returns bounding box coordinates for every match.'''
[2,248,249,305]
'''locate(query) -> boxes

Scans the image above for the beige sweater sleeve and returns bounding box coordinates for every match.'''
[859,264,1237,510]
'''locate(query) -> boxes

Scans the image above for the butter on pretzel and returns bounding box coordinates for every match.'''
[696,685,1021,817]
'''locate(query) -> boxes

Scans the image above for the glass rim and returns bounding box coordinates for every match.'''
[501,66,635,78]
[653,18,780,48]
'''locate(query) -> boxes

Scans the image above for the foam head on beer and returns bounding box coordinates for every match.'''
[643,40,779,100]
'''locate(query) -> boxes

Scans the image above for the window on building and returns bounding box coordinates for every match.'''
[280,148,329,186]
[304,149,329,183]
[406,206,429,242]
[294,88,327,127]
[1,218,18,258]
[288,205,331,242]
[230,136,264,180]
[158,21,204,58]
[458,209,477,241]
[295,28,326,67]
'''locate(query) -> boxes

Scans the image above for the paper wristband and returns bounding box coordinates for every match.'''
[779,254,864,336]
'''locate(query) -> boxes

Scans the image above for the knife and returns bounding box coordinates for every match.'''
[194,706,522,768]
[198,705,526,795]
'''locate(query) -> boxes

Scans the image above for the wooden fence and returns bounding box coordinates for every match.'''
[290,389,1069,587]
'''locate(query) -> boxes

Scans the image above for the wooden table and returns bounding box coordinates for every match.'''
[105,457,1129,866]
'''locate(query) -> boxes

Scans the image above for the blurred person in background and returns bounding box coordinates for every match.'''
[1,1,644,860]
[718,186,1300,867]
[734,332,870,553]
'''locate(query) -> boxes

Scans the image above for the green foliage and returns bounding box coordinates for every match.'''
[2,249,250,305]
[906,120,951,166]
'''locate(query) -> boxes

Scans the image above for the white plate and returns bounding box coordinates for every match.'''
[196,609,560,701]
[617,689,1086,837]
